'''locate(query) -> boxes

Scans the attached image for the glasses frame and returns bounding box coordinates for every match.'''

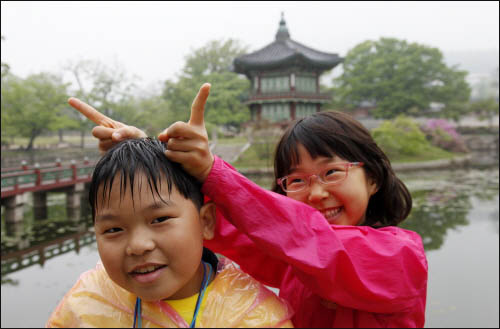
[276,162,364,193]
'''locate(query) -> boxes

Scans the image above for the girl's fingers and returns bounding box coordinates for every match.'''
[92,126,116,140]
[164,149,195,164]
[68,97,124,129]
[158,129,169,142]
[167,137,206,153]
[112,126,147,141]
[98,139,115,153]
[189,83,211,127]
[165,121,204,140]
[68,97,110,126]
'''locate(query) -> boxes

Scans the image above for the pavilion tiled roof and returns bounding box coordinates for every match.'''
[233,15,343,73]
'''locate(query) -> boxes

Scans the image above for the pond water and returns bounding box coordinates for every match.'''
[1,167,499,328]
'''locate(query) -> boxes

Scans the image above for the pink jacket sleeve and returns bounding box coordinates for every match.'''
[203,165,290,288]
[204,209,289,288]
[202,156,428,314]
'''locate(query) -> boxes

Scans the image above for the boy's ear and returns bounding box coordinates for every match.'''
[199,201,216,240]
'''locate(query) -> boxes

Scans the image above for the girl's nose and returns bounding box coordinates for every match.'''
[126,230,155,256]
[307,179,329,203]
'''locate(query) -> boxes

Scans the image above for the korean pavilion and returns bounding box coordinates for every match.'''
[233,14,343,124]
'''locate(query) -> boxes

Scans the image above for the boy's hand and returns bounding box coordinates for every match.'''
[158,83,214,182]
[68,97,147,153]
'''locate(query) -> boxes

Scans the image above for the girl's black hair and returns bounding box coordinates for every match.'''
[272,111,412,227]
[89,138,204,220]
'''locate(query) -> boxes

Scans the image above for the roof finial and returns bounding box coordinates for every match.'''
[276,12,290,41]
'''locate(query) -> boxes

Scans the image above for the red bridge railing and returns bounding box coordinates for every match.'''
[1,160,95,198]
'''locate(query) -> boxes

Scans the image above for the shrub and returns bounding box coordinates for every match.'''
[372,116,432,159]
[421,119,468,153]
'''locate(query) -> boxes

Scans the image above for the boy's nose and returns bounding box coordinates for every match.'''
[307,179,329,203]
[126,232,155,256]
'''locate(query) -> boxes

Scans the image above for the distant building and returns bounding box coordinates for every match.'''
[233,13,343,124]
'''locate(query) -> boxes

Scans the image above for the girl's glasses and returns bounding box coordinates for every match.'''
[277,162,364,193]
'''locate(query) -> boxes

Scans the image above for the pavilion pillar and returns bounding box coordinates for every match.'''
[290,102,296,120]
[33,191,48,220]
[3,194,25,224]
[67,183,85,221]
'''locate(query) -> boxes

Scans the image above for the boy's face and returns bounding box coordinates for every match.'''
[94,172,214,301]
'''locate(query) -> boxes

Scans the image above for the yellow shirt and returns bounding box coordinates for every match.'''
[164,280,214,327]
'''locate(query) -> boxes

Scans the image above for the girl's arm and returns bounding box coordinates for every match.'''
[202,156,428,314]
[204,209,289,288]
[203,159,289,288]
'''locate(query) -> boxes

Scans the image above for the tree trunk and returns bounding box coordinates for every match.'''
[26,134,37,152]
[59,129,64,142]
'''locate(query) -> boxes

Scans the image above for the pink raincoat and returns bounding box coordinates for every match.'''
[204,156,428,328]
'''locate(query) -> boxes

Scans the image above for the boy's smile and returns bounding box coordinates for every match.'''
[94,171,212,301]
[129,263,168,283]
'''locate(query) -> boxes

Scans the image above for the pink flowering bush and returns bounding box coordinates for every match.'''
[421,119,468,153]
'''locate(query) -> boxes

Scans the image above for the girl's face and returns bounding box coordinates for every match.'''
[285,144,378,226]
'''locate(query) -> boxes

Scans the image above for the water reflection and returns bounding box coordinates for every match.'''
[400,169,499,251]
[1,192,95,284]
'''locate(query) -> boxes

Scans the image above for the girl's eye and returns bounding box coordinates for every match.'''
[104,227,122,234]
[290,177,305,184]
[152,216,171,224]
[325,169,337,176]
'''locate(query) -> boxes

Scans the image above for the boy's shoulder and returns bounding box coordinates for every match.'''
[199,258,294,327]
[46,262,137,328]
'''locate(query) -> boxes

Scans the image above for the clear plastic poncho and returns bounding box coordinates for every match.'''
[46,259,293,328]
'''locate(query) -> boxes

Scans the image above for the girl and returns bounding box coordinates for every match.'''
[69,84,428,327]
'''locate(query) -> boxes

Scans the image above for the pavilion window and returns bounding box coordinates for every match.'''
[296,103,317,118]
[296,75,317,93]
[261,76,290,93]
[262,103,290,122]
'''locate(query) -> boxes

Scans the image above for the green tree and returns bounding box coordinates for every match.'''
[162,39,250,128]
[335,38,471,119]
[114,93,170,136]
[64,59,139,147]
[468,97,499,126]
[1,73,70,151]
[1,35,9,79]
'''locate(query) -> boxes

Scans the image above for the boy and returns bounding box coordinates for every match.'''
[46,138,293,328]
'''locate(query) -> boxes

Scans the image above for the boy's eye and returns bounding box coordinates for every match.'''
[104,227,123,234]
[152,216,171,224]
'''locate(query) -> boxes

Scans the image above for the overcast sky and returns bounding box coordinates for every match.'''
[2,1,499,91]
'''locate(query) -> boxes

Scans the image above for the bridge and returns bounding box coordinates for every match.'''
[1,159,95,224]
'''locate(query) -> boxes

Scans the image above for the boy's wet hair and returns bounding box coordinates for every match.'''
[89,138,204,220]
[272,111,412,227]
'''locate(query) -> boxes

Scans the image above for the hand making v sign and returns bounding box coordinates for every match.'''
[67,97,147,153]
[158,83,214,182]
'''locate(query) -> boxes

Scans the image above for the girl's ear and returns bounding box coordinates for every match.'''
[367,178,379,197]
[199,201,217,240]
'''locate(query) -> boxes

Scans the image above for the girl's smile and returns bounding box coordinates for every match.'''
[319,206,343,224]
